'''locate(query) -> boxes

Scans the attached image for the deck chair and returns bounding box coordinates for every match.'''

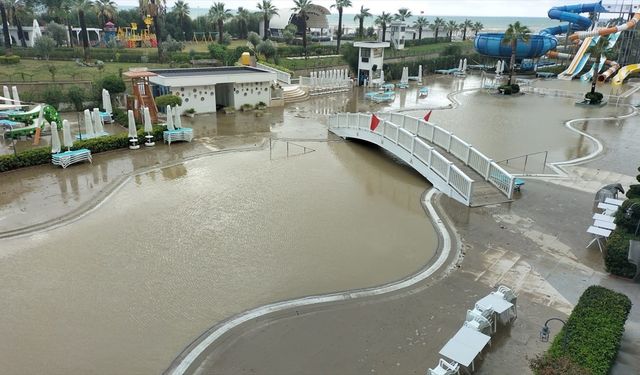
[471,303,495,333]
[427,358,460,375]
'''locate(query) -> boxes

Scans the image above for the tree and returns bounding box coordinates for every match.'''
[7,0,27,47]
[461,19,473,41]
[173,0,189,40]
[586,36,614,96]
[236,6,250,39]
[395,7,411,22]
[375,12,392,42]
[502,21,531,85]
[256,0,277,41]
[93,0,115,25]
[72,0,93,61]
[256,39,276,61]
[413,16,428,40]
[430,17,445,42]
[472,21,484,37]
[0,1,10,52]
[330,0,351,54]
[445,20,458,42]
[209,2,232,44]
[46,21,68,46]
[291,0,313,56]
[34,35,56,59]
[353,5,370,38]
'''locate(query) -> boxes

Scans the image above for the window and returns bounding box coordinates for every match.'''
[362,57,369,63]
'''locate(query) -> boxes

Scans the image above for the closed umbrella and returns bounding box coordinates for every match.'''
[102,89,112,116]
[165,105,175,131]
[173,107,182,129]
[495,60,501,74]
[463,58,468,72]
[83,109,95,138]
[143,107,155,146]
[2,86,10,105]
[127,109,140,149]
[11,86,20,107]
[92,108,105,134]
[50,121,61,154]
[62,119,73,151]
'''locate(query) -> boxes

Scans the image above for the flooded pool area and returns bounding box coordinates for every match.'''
[0,73,637,374]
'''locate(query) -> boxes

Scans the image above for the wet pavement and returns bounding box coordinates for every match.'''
[1,75,639,375]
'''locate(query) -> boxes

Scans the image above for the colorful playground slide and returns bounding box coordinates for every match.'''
[557,36,597,80]
[611,64,640,86]
[473,2,604,58]
[580,31,621,82]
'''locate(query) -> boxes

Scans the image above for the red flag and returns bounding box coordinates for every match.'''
[424,110,433,122]
[370,114,380,131]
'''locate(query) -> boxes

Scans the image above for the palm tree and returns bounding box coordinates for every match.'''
[445,20,458,42]
[0,1,10,53]
[209,2,232,43]
[353,5,370,38]
[72,0,93,60]
[257,0,278,41]
[395,7,411,22]
[502,21,531,85]
[173,0,189,40]
[375,12,392,42]
[235,7,250,39]
[5,0,27,47]
[471,21,484,37]
[430,17,445,42]
[586,37,614,95]
[142,0,165,62]
[330,0,351,54]
[93,0,116,25]
[461,19,473,41]
[291,0,313,56]
[413,16,428,40]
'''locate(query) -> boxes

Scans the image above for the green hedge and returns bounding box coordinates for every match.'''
[605,227,638,278]
[0,55,21,64]
[0,125,165,172]
[529,354,590,375]
[545,286,632,375]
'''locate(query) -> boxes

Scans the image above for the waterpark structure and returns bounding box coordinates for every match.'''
[474,1,640,85]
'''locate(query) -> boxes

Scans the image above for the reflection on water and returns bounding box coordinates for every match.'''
[0,142,437,375]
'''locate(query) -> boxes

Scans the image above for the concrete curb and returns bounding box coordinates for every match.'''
[163,188,460,375]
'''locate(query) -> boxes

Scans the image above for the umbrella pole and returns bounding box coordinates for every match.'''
[77,112,82,140]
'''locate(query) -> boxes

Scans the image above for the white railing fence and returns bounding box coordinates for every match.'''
[330,112,516,199]
[329,112,474,204]
[256,62,291,85]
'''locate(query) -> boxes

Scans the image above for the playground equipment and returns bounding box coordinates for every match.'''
[116,17,157,48]
[579,32,621,81]
[611,63,640,85]
[191,32,216,43]
[123,70,159,124]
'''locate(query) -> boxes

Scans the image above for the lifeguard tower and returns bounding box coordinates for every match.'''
[123,70,159,123]
[353,41,390,86]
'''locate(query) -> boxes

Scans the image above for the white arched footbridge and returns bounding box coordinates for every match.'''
[328,112,515,207]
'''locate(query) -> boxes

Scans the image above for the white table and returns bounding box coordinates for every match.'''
[605,198,625,206]
[440,326,491,372]
[477,293,516,325]
[587,226,612,253]
[593,213,615,223]
[594,220,616,230]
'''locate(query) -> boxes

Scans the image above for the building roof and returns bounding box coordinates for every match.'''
[149,66,268,77]
[122,70,159,78]
[353,41,390,48]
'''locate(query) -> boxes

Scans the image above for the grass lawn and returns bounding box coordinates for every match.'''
[279,56,346,71]
[386,40,475,58]
[0,59,169,82]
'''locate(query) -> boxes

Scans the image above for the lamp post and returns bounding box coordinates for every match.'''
[626,202,640,236]
[540,318,569,352]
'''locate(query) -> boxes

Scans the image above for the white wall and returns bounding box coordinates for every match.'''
[170,84,217,114]
[232,81,271,109]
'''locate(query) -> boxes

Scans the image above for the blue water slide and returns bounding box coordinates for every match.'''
[474,2,606,58]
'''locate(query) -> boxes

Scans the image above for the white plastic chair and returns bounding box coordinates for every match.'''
[427,358,460,375]
[464,313,492,334]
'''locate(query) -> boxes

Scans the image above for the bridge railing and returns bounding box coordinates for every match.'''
[256,62,291,85]
[377,112,515,199]
[329,112,474,204]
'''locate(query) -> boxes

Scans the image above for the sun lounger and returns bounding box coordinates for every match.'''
[586,225,612,253]
[163,128,194,145]
[593,213,615,223]
[51,149,92,168]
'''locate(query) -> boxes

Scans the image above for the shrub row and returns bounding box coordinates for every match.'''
[0,55,21,64]
[544,286,632,375]
[0,125,165,173]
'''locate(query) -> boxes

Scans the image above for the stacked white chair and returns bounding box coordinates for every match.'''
[427,359,460,375]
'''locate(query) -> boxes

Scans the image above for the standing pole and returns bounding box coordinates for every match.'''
[77,112,82,140]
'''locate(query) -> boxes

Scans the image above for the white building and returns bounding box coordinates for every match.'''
[353,41,390,86]
[388,22,407,50]
[148,67,277,114]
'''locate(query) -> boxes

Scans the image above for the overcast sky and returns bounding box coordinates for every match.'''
[115,0,612,18]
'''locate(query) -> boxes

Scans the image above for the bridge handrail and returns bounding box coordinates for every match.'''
[488,162,515,198]
[328,113,474,204]
[256,62,291,85]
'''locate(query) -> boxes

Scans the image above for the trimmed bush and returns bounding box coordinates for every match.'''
[67,86,86,112]
[529,354,590,375]
[0,55,20,64]
[544,286,632,375]
[604,227,637,278]
[42,86,65,110]
[498,84,521,95]
[99,74,126,94]
[585,91,604,104]
[626,166,640,200]
[0,125,166,173]
[155,94,182,109]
